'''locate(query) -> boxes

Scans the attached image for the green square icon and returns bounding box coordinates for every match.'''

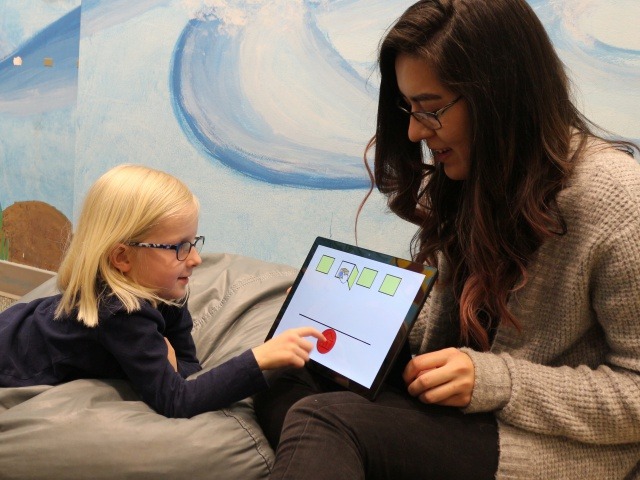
[348,266,359,290]
[316,255,335,274]
[379,275,402,296]
[356,267,378,289]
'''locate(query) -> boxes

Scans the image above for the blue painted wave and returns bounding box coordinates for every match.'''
[0,7,80,115]
[0,0,170,115]
[1,0,637,188]
[171,0,639,189]
[538,1,639,73]
[170,3,377,190]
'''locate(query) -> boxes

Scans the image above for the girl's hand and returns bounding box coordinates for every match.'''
[164,337,178,372]
[252,327,325,370]
[402,347,475,407]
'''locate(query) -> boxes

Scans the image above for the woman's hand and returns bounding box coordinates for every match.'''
[164,337,178,372]
[403,347,475,407]
[252,327,325,370]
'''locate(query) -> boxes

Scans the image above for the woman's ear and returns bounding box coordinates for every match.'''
[110,244,133,274]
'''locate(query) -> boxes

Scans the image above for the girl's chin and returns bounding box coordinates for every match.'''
[158,287,187,301]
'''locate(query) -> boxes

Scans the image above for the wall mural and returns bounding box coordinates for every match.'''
[0,1,79,270]
[1,0,639,271]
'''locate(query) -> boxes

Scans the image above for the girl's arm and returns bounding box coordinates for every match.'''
[164,337,177,371]
[252,327,325,370]
[99,305,267,417]
[99,305,323,418]
[160,303,201,378]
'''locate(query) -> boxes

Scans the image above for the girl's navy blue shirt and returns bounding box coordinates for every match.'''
[0,294,267,417]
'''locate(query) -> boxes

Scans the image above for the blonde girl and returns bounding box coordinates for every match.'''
[0,164,322,417]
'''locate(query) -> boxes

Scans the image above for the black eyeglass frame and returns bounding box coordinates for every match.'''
[126,236,205,261]
[396,95,463,130]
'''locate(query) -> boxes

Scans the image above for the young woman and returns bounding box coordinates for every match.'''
[0,164,323,418]
[255,0,640,478]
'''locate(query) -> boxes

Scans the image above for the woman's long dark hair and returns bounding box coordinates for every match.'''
[364,0,635,350]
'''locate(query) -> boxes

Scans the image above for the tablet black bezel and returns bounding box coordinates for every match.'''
[265,236,438,400]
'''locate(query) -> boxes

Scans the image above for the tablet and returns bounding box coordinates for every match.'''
[265,236,438,400]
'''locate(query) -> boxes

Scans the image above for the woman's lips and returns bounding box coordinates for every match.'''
[432,147,452,162]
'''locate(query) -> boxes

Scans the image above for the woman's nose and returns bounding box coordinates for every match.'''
[407,117,436,143]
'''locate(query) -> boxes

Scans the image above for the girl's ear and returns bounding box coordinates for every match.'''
[110,244,133,273]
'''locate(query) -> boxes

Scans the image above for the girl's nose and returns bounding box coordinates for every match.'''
[187,248,203,267]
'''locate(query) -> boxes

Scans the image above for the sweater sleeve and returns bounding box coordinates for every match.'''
[98,305,268,418]
[160,303,202,378]
[463,180,640,445]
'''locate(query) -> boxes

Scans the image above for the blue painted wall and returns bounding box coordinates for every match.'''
[1,0,639,267]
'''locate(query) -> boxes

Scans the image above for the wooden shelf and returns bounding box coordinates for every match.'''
[0,260,55,299]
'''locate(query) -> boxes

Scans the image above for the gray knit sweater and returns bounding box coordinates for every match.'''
[410,140,640,479]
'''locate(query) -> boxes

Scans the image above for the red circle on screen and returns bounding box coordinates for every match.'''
[317,329,337,354]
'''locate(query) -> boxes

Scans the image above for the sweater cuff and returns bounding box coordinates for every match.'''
[460,348,512,413]
[241,349,269,392]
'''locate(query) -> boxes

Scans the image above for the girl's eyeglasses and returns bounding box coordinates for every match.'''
[396,95,462,130]
[126,236,205,261]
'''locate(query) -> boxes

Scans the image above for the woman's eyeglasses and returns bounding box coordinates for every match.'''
[396,95,462,130]
[126,236,205,261]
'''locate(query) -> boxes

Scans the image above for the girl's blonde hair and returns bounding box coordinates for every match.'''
[55,164,200,327]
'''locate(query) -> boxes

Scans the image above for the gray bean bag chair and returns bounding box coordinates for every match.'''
[0,253,297,480]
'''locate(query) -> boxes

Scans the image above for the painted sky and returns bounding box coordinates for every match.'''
[0,0,80,219]
[1,0,639,265]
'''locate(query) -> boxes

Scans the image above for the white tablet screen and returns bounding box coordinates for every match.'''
[266,237,437,398]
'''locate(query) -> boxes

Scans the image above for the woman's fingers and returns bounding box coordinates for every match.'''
[403,348,475,407]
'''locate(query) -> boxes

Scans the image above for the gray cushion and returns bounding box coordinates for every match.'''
[0,253,297,480]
